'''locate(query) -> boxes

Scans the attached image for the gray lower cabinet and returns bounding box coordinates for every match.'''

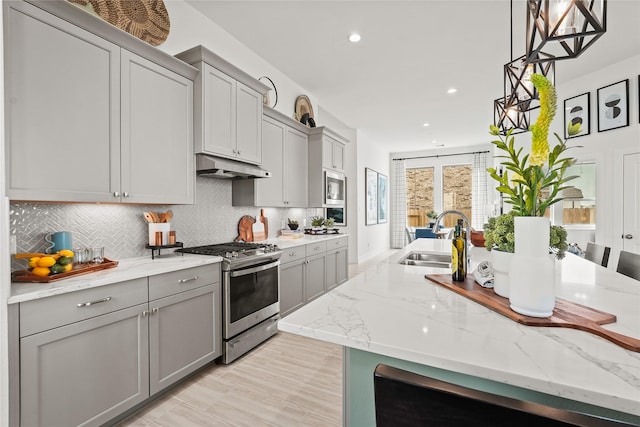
[17,265,221,426]
[19,278,149,427]
[149,283,221,395]
[280,258,306,317]
[305,253,327,303]
[280,238,349,317]
[326,236,349,290]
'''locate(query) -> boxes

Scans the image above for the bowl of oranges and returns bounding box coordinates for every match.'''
[27,249,75,277]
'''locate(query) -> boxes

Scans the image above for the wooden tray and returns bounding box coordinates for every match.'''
[12,258,119,283]
[425,274,640,352]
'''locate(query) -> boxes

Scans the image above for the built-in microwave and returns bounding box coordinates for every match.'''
[324,170,345,206]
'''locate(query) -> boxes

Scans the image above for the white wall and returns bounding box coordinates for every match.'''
[356,130,391,263]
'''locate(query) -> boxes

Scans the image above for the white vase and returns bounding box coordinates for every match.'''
[508,217,555,318]
[491,249,513,298]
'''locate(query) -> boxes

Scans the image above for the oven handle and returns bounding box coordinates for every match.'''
[230,260,280,278]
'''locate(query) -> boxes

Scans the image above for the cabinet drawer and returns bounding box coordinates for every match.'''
[306,241,328,256]
[20,278,148,337]
[281,246,306,264]
[149,264,220,301]
[327,236,348,249]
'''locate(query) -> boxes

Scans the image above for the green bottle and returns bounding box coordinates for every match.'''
[452,222,466,282]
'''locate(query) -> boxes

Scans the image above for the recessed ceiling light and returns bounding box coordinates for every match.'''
[423,123,430,127]
[348,33,361,43]
[447,88,457,94]
[431,140,438,144]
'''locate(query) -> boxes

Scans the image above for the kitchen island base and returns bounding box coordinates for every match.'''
[345,347,640,426]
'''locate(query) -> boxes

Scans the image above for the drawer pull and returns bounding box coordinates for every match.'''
[289,252,297,257]
[178,276,198,284]
[77,297,112,308]
[152,307,159,314]
[142,310,149,317]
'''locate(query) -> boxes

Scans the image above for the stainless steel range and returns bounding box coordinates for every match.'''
[178,242,281,363]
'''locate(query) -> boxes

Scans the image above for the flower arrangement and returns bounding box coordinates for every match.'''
[484,211,568,259]
[487,74,579,217]
[485,73,577,260]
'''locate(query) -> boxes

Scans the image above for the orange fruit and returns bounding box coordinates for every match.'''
[32,267,50,277]
[63,264,73,272]
[58,249,74,258]
[28,257,40,268]
[37,256,56,268]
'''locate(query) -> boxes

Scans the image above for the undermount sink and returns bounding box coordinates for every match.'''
[398,251,451,268]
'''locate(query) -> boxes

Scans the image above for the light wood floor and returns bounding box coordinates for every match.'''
[118,249,397,427]
[117,333,342,427]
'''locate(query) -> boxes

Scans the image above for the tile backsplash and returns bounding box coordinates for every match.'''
[10,177,320,269]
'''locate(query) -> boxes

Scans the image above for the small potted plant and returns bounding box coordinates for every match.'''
[426,210,438,228]
[324,217,335,229]
[287,218,299,231]
[311,216,325,230]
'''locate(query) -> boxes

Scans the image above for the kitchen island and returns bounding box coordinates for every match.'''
[278,239,640,426]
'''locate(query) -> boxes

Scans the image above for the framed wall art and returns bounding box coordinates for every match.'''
[597,79,629,132]
[563,92,590,139]
[377,173,388,224]
[365,167,378,225]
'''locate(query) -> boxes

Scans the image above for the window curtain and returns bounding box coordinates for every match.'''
[391,159,407,248]
[472,152,489,230]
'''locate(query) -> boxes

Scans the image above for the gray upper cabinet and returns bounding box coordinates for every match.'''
[175,45,269,165]
[307,126,348,207]
[232,108,308,207]
[121,51,194,204]
[4,1,197,204]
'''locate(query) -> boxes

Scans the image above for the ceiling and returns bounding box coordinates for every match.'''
[184,0,639,153]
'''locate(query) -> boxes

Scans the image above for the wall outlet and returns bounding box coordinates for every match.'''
[10,235,17,254]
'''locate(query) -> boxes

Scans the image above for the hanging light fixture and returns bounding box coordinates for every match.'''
[494,97,534,135]
[504,53,555,111]
[526,0,607,63]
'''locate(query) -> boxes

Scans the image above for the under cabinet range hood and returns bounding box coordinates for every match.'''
[196,154,271,179]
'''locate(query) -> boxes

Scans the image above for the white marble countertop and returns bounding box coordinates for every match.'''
[279,238,640,416]
[266,231,348,249]
[9,254,222,304]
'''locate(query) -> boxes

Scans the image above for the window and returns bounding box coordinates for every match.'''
[558,162,596,226]
[442,164,472,227]
[406,167,434,226]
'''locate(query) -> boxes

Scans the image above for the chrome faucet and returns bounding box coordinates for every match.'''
[431,210,471,239]
[432,210,471,264]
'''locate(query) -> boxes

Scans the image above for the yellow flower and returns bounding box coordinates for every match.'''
[529,74,557,167]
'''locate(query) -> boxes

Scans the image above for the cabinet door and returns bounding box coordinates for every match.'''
[284,128,308,207]
[322,139,334,170]
[305,253,327,303]
[337,247,349,285]
[202,64,236,158]
[280,259,305,317]
[20,304,149,427]
[5,2,120,202]
[149,284,221,395]
[332,141,345,171]
[326,250,338,291]
[235,82,263,164]
[255,117,285,206]
[121,51,195,204]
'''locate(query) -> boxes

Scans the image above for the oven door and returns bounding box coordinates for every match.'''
[224,259,280,339]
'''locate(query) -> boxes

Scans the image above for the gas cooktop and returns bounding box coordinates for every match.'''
[176,242,281,269]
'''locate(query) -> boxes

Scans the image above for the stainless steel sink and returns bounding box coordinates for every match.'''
[398,251,451,268]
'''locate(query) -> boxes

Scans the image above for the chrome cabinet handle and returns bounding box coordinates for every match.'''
[151,307,159,314]
[123,192,130,197]
[623,234,633,239]
[77,297,111,308]
[113,191,120,197]
[178,276,198,283]
[142,310,149,317]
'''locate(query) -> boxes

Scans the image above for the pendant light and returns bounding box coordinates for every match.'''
[494,97,532,135]
[504,53,555,111]
[526,0,607,63]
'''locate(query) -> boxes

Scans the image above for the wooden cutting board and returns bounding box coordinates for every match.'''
[425,274,640,352]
